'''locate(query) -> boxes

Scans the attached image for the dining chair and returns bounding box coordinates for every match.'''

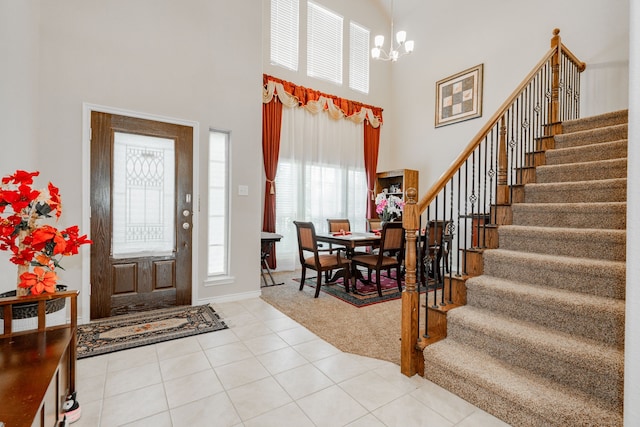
[419,220,452,286]
[326,218,351,234]
[325,218,351,251]
[366,218,382,232]
[325,218,351,279]
[294,221,351,297]
[350,221,405,297]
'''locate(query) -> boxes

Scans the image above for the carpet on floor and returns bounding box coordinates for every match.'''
[295,271,434,307]
[77,304,227,359]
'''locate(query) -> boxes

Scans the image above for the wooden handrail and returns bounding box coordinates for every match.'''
[561,43,586,72]
[401,28,586,378]
[416,47,556,214]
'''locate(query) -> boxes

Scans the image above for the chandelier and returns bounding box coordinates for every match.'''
[371,0,415,62]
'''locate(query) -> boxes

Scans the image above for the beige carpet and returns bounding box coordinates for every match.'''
[423,110,627,426]
[260,270,427,365]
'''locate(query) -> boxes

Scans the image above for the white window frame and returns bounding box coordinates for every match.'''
[207,129,230,279]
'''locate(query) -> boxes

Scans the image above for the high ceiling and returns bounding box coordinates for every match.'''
[376,0,421,21]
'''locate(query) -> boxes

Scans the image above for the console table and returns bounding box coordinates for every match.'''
[0,290,78,427]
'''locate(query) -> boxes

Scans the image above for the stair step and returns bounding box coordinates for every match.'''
[445,306,623,405]
[524,178,626,203]
[511,202,626,229]
[536,158,627,183]
[545,139,627,165]
[482,249,625,299]
[465,275,625,348]
[562,110,628,133]
[498,225,626,261]
[423,340,623,427]
[554,123,627,149]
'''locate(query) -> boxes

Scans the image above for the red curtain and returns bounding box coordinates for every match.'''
[262,74,383,266]
[262,96,283,269]
[364,123,381,219]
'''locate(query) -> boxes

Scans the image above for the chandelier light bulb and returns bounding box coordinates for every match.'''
[370,1,415,62]
[405,40,415,53]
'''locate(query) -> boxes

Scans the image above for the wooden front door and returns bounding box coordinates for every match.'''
[90,112,193,319]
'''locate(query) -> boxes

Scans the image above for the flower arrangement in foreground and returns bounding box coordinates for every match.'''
[375,191,405,222]
[0,170,92,296]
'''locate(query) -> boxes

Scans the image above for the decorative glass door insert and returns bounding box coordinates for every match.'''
[112,132,175,258]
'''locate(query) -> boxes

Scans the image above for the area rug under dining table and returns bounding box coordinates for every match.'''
[294,271,434,307]
[76,304,228,359]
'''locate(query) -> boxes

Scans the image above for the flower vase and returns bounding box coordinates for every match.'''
[16,264,29,297]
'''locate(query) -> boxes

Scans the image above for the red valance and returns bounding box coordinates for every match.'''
[263,74,383,125]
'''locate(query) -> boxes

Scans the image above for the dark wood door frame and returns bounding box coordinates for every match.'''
[87,108,197,319]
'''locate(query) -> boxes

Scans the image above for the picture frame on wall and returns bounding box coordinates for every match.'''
[435,63,484,127]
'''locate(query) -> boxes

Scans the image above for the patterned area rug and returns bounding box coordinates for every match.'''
[296,272,433,307]
[77,304,227,359]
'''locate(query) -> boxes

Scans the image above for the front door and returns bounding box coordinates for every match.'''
[90,112,193,319]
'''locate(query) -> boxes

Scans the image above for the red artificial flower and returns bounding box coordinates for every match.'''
[2,184,41,212]
[1,170,39,185]
[30,225,67,254]
[47,182,62,219]
[35,253,55,270]
[18,266,57,295]
[59,225,92,256]
[1,170,92,280]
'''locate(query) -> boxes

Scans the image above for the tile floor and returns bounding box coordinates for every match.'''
[73,297,511,427]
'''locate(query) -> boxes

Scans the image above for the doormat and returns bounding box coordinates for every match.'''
[295,273,433,308]
[77,304,227,359]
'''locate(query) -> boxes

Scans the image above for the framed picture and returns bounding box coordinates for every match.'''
[435,63,484,127]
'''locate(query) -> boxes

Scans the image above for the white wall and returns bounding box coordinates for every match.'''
[0,0,264,316]
[385,0,629,193]
[625,1,639,424]
[0,0,41,288]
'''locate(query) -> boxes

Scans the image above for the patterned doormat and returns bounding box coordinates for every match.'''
[77,305,227,359]
[295,272,434,307]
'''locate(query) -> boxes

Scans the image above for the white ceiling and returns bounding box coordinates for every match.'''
[376,0,421,21]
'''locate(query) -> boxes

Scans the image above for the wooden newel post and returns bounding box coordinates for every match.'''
[401,187,420,376]
[497,115,509,205]
[549,28,562,134]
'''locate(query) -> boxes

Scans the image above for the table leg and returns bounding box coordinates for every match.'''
[261,243,284,287]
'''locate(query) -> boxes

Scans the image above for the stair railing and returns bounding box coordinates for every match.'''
[400,29,586,376]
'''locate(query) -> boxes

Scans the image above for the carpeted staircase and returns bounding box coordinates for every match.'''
[422,110,627,426]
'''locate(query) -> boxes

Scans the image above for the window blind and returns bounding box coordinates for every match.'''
[307,1,343,84]
[349,21,370,94]
[270,0,299,71]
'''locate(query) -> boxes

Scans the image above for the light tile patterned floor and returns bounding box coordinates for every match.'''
[74,298,511,427]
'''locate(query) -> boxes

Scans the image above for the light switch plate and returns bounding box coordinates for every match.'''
[238,185,249,196]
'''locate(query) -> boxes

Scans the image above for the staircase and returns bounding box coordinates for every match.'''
[422,110,627,426]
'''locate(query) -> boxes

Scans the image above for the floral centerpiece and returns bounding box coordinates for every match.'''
[375,191,405,222]
[0,170,92,296]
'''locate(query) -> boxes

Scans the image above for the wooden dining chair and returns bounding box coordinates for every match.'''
[350,221,405,297]
[419,220,452,286]
[326,218,351,234]
[366,218,382,232]
[294,221,351,297]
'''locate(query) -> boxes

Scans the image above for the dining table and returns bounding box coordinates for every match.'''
[315,231,381,291]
